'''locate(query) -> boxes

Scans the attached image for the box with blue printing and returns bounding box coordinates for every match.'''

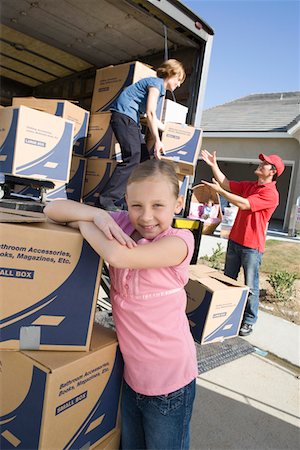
[0,106,74,183]
[0,324,123,450]
[83,158,117,207]
[12,98,90,156]
[14,155,87,202]
[161,123,202,176]
[85,113,121,161]
[91,61,156,113]
[185,265,249,344]
[0,221,102,351]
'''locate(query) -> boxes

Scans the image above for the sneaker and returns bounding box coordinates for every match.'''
[239,323,253,336]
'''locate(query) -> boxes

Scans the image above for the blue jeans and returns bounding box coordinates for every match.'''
[224,240,263,325]
[120,379,196,450]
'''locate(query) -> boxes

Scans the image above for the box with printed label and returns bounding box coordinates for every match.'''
[161,123,202,176]
[0,106,74,183]
[94,428,121,450]
[177,174,189,214]
[0,221,102,351]
[91,61,156,113]
[185,267,249,344]
[85,113,121,161]
[161,99,188,124]
[14,155,87,202]
[12,97,89,156]
[0,324,123,450]
[83,158,117,207]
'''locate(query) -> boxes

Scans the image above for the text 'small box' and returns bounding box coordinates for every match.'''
[161,123,202,176]
[83,158,117,207]
[91,61,156,113]
[185,265,249,344]
[85,113,121,161]
[0,106,74,183]
[12,97,89,156]
[0,324,123,450]
[0,221,102,351]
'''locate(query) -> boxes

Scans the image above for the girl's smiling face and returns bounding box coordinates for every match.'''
[126,176,183,240]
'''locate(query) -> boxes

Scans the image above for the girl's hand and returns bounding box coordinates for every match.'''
[201,149,217,167]
[93,213,136,248]
[154,140,165,159]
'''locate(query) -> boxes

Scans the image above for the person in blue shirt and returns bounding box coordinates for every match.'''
[98,59,186,211]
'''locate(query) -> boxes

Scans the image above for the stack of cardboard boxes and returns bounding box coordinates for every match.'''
[7,97,89,202]
[1,60,203,210]
[0,100,123,448]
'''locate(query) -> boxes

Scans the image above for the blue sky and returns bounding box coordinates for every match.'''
[183,0,300,109]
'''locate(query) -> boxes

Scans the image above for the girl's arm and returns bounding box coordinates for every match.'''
[146,87,164,159]
[79,221,189,269]
[43,200,136,247]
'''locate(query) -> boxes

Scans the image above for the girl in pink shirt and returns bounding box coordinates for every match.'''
[44,160,198,450]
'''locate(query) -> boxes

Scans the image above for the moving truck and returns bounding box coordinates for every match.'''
[0,0,214,128]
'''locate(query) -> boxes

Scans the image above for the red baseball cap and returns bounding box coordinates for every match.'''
[259,153,285,177]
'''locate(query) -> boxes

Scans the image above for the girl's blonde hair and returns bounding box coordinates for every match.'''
[127,159,179,198]
[156,59,186,83]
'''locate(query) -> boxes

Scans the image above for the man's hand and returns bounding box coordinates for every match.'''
[201,149,217,167]
[201,178,223,194]
[93,214,136,248]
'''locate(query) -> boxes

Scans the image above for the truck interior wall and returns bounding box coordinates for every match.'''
[1,46,203,125]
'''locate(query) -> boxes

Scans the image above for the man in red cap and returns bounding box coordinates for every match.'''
[201,150,285,336]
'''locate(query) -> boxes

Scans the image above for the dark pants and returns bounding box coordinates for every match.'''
[98,111,149,209]
[224,240,263,325]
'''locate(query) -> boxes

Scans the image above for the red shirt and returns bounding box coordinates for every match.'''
[229,180,279,253]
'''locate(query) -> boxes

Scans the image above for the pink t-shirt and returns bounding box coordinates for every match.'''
[109,211,198,396]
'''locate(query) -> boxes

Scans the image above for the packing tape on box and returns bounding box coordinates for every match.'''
[19,326,41,350]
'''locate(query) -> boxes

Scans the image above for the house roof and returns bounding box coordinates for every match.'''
[201,92,300,132]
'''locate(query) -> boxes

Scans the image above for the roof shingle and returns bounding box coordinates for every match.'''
[201,92,300,132]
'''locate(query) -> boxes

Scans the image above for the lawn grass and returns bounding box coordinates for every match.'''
[261,240,300,277]
[200,239,300,278]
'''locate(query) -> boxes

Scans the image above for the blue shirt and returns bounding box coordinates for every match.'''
[110,77,165,124]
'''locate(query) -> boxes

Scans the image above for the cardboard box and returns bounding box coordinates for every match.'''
[161,99,188,124]
[85,113,121,161]
[0,324,123,449]
[14,155,87,202]
[0,221,102,350]
[83,158,117,207]
[12,98,89,156]
[177,174,189,214]
[91,61,156,113]
[94,428,121,450]
[0,106,74,183]
[185,269,249,344]
[0,209,46,223]
[188,184,223,235]
[161,123,202,176]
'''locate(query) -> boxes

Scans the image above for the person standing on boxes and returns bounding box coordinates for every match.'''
[201,150,285,336]
[44,159,197,450]
[98,59,186,211]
